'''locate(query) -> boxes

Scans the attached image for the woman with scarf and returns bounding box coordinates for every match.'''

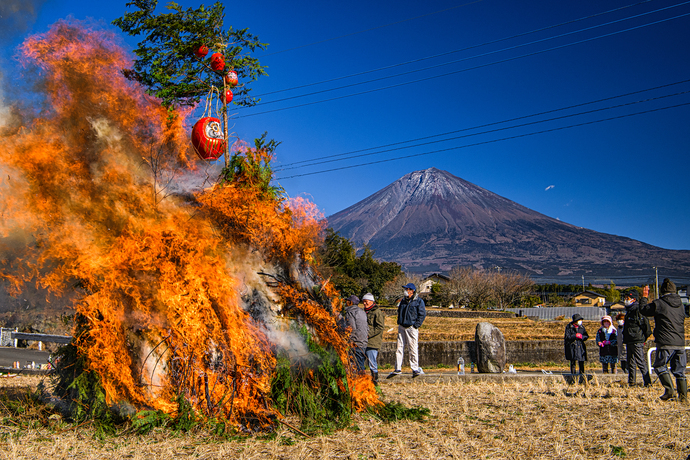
[596,315,619,374]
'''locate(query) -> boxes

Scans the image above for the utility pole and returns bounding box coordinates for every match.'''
[582,275,585,292]
[653,266,659,300]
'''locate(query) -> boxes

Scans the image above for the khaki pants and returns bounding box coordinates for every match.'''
[395,325,419,371]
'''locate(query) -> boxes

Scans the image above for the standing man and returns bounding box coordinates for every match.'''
[387,283,426,378]
[363,293,384,384]
[640,278,686,402]
[344,295,368,373]
[622,289,652,387]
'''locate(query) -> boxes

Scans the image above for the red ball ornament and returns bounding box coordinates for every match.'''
[191,117,225,160]
[211,59,225,71]
[210,52,225,71]
[224,70,238,87]
[223,89,233,104]
[195,45,209,58]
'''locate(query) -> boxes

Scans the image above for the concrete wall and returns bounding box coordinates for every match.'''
[377,340,680,368]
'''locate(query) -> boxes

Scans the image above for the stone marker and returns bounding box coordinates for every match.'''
[475,322,506,373]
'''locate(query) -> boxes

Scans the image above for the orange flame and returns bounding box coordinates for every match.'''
[0,20,379,426]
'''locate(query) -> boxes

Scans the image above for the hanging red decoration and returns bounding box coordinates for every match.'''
[211,59,225,71]
[195,45,209,58]
[191,117,225,160]
[210,53,225,71]
[224,70,238,87]
[223,89,233,104]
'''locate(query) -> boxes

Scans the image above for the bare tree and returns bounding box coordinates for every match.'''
[380,272,423,305]
[442,267,532,310]
[491,271,534,309]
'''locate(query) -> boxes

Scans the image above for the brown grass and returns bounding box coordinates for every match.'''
[1,375,689,459]
[382,317,602,342]
[383,316,690,342]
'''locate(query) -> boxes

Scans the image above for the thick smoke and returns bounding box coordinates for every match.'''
[0,0,48,40]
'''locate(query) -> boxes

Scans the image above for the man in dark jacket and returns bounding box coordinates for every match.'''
[363,293,384,384]
[640,278,686,402]
[623,289,652,387]
[387,283,426,378]
[344,295,368,373]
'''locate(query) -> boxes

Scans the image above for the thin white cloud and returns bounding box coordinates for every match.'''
[545,185,555,191]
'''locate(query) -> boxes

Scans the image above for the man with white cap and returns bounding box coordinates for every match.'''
[387,283,426,378]
[363,292,385,384]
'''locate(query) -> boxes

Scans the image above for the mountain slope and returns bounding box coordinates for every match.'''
[327,168,690,279]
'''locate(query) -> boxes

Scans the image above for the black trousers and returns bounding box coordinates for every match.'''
[627,343,649,375]
[653,348,687,379]
[570,360,585,374]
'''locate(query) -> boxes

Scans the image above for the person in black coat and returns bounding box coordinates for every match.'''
[623,289,652,387]
[640,278,687,403]
[564,313,588,378]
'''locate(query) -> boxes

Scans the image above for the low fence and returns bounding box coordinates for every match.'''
[377,340,690,369]
[0,328,72,348]
[505,307,607,321]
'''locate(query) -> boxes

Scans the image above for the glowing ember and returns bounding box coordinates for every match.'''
[0,20,379,428]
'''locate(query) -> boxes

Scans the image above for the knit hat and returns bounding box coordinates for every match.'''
[572,314,584,323]
[623,289,639,301]
[601,315,613,326]
[660,278,676,295]
[362,293,375,302]
[346,295,360,305]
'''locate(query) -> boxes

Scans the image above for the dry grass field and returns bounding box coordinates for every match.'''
[1,375,689,459]
[382,316,576,342]
[383,315,690,342]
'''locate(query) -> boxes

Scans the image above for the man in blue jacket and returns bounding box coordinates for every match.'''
[387,283,426,378]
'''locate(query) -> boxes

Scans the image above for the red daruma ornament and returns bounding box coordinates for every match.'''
[210,52,225,71]
[195,45,209,58]
[191,117,225,160]
[223,89,233,104]
[224,70,238,87]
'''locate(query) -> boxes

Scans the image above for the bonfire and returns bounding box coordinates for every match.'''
[0,21,380,433]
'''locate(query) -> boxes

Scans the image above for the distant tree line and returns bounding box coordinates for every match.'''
[531,282,646,306]
[315,231,655,310]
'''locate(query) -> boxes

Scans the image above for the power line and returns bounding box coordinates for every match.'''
[274,101,690,180]
[274,79,690,171]
[257,0,487,57]
[253,0,682,105]
[238,10,690,118]
[276,94,689,175]
[254,0,654,97]
[275,89,690,172]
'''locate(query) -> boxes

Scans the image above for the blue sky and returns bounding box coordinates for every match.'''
[2,0,689,251]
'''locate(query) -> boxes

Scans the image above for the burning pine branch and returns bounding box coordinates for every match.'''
[1,19,381,433]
